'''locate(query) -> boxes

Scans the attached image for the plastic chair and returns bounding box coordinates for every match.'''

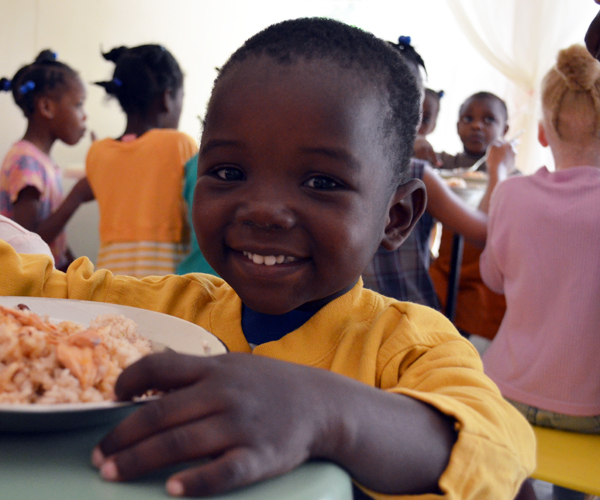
[531,425,600,496]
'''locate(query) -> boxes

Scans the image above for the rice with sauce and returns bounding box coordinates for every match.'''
[0,305,152,404]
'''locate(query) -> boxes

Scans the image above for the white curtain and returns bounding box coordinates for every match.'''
[446,0,598,174]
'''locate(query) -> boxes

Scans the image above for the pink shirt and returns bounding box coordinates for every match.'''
[480,166,600,416]
[0,140,67,267]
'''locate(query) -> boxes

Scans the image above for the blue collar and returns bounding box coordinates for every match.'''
[241,302,322,346]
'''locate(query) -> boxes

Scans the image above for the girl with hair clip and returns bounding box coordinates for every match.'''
[0,50,93,271]
[480,44,600,500]
[87,44,197,277]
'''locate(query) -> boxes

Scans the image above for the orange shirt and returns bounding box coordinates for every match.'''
[86,129,197,243]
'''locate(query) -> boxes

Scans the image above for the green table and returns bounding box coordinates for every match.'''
[0,424,353,499]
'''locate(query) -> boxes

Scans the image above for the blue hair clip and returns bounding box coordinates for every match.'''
[51,51,58,60]
[113,78,122,87]
[398,35,412,46]
[19,81,35,95]
[438,90,445,98]
[1,79,11,91]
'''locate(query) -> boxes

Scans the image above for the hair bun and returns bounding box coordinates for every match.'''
[34,49,58,64]
[556,44,600,91]
[0,77,11,92]
[102,46,128,63]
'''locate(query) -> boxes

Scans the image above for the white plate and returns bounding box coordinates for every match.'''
[0,296,227,432]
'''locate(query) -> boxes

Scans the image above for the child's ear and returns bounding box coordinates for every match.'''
[37,96,56,120]
[538,121,549,147]
[380,178,427,251]
[158,89,171,112]
[161,88,177,113]
[503,122,509,136]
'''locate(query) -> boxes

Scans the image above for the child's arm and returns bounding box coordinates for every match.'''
[476,140,515,213]
[422,140,515,246]
[12,177,94,244]
[93,351,457,498]
[413,135,442,167]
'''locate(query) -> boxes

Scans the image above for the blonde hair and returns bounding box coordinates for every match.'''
[541,44,600,141]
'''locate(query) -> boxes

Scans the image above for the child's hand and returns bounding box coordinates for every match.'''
[486,139,516,182]
[92,350,456,497]
[413,135,442,167]
[92,351,334,497]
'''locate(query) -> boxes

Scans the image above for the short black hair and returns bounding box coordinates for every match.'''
[95,44,183,117]
[1,50,78,116]
[212,18,421,185]
[460,91,508,122]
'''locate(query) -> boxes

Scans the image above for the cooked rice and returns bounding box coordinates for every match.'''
[0,305,152,404]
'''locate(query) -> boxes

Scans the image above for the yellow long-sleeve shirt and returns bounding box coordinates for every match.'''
[0,242,535,499]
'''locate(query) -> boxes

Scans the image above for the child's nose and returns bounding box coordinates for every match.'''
[236,200,295,231]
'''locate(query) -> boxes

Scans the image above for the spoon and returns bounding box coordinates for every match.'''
[465,130,524,173]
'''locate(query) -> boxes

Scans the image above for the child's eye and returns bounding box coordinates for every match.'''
[461,116,472,123]
[212,166,245,181]
[484,116,496,124]
[304,175,341,190]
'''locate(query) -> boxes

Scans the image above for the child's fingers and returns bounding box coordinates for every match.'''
[98,413,236,483]
[113,351,215,400]
[167,448,282,498]
[99,380,219,457]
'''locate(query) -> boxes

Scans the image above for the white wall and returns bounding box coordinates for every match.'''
[0,0,596,261]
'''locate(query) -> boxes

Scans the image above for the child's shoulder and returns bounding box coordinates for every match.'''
[148,129,197,146]
[352,284,465,344]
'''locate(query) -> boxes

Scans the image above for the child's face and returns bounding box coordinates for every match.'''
[417,93,439,136]
[49,75,87,145]
[194,56,413,314]
[457,97,508,156]
[162,85,184,130]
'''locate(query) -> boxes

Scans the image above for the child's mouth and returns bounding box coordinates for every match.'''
[242,251,298,266]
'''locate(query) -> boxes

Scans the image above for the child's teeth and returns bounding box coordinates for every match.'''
[244,251,297,265]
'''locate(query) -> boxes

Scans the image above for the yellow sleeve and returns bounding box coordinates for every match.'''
[0,241,220,325]
[365,304,536,500]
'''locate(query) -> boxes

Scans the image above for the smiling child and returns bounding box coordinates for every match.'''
[0,18,534,500]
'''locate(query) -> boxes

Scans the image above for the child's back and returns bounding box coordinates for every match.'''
[88,45,197,277]
[481,44,600,420]
[480,44,600,500]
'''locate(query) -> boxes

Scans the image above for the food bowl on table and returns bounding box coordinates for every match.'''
[0,296,226,432]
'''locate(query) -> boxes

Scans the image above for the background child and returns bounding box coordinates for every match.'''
[417,88,443,137]
[437,92,509,171]
[0,50,94,271]
[363,40,515,312]
[428,92,509,339]
[87,44,197,277]
[0,18,534,500]
[481,44,600,500]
